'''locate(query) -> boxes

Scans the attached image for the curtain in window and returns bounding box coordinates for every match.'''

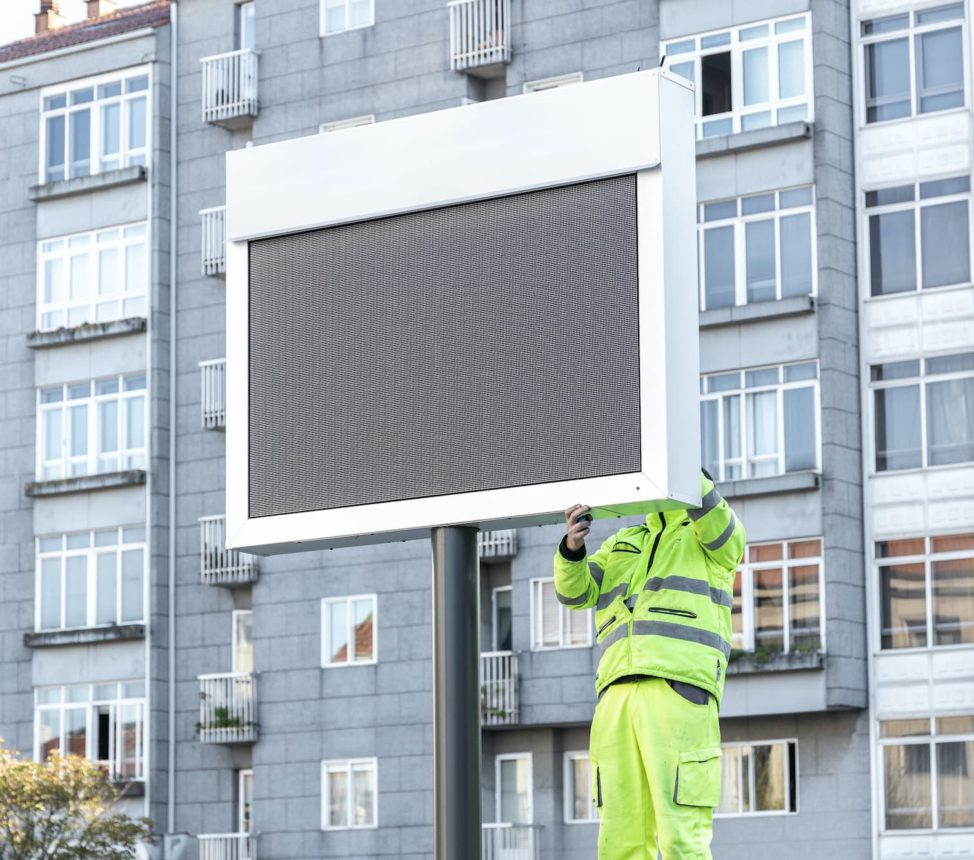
[927,378,974,466]
[937,741,974,827]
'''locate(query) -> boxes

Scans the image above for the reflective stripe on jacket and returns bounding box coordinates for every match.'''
[553,471,745,706]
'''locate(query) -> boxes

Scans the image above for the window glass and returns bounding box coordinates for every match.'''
[742,47,769,105]
[747,390,778,477]
[753,744,787,810]
[328,768,348,826]
[120,549,143,623]
[745,219,776,303]
[916,4,964,25]
[704,226,735,308]
[40,558,61,629]
[701,400,720,479]
[64,707,86,756]
[778,40,804,98]
[780,213,813,297]
[324,0,346,33]
[921,201,970,288]
[783,387,816,471]
[568,755,592,821]
[125,395,144,452]
[64,556,87,627]
[499,758,531,824]
[927,378,974,466]
[328,601,348,663]
[69,110,91,177]
[352,762,375,826]
[100,103,120,170]
[880,562,927,648]
[39,709,61,760]
[95,553,116,625]
[348,0,371,28]
[870,210,917,295]
[238,1,255,50]
[932,556,974,645]
[701,52,732,116]
[128,97,146,153]
[789,562,820,648]
[865,38,911,122]
[884,744,932,828]
[875,386,922,470]
[494,588,512,652]
[352,598,373,662]
[46,115,65,181]
[937,741,974,827]
[723,395,741,480]
[234,611,253,673]
[99,400,118,457]
[754,568,784,651]
[916,27,964,114]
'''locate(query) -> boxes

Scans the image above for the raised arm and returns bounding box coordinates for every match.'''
[687,469,746,572]
[552,505,612,610]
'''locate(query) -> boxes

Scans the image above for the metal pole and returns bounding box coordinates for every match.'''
[431,526,482,860]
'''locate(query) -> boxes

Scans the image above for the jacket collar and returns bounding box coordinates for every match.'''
[643,508,685,532]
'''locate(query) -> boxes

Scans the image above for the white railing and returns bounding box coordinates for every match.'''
[481,651,518,726]
[479,529,517,560]
[200,206,226,277]
[201,49,258,126]
[200,358,226,430]
[448,0,512,71]
[482,823,540,860]
[200,516,258,586]
[198,834,256,860]
[198,673,258,744]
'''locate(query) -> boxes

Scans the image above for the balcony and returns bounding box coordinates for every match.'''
[481,651,518,727]
[200,206,226,277]
[200,358,226,430]
[201,49,258,128]
[448,0,511,74]
[482,823,540,860]
[200,516,258,587]
[479,529,517,561]
[197,673,258,744]
[198,834,255,860]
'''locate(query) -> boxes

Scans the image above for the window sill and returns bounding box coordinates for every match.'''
[717,471,819,500]
[25,469,146,498]
[726,649,824,676]
[695,120,812,160]
[27,316,147,349]
[28,165,147,202]
[700,295,815,329]
[24,623,145,648]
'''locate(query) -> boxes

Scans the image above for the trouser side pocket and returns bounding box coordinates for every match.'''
[674,747,722,808]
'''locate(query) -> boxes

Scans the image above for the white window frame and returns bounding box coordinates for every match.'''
[868,353,974,474]
[715,738,799,817]
[232,609,254,674]
[523,72,584,93]
[320,593,378,667]
[874,533,974,652]
[319,0,374,37]
[36,222,149,331]
[39,65,151,184]
[238,768,254,834]
[35,527,147,632]
[700,361,821,483]
[319,114,375,133]
[563,751,597,823]
[36,373,147,481]
[492,584,512,652]
[698,186,817,310]
[495,752,533,824]
[859,4,969,127]
[34,681,146,781]
[529,578,592,651]
[320,757,378,830]
[734,538,825,655]
[878,715,974,832]
[662,12,814,139]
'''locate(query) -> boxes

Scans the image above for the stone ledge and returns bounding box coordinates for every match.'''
[696,121,812,159]
[27,317,147,349]
[700,295,815,329]
[717,471,820,500]
[24,623,145,648]
[28,165,147,202]
[25,469,146,498]
[727,649,824,676]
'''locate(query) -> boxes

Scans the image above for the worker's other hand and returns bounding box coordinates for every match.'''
[564,504,592,552]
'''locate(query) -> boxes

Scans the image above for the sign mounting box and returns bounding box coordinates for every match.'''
[225,69,699,554]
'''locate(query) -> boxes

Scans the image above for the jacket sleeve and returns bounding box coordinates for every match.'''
[552,532,614,611]
[687,469,746,572]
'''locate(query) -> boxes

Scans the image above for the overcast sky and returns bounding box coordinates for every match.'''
[1,0,149,45]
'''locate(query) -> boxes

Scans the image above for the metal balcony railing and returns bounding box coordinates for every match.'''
[200,358,226,430]
[200,516,258,586]
[448,0,512,72]
[481,651,518,726]
[197,673,258,744]
[201,49,258,127]
[482,823,540,860]
[479,529,517,561]
[198,834,256,860]
[200,206,226,277]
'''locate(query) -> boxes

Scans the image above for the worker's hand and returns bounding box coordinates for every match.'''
[564,505,592,552]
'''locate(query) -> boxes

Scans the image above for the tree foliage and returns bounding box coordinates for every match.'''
[0,741,153,860]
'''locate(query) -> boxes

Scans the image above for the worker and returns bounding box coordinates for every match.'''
[554,469,745,859]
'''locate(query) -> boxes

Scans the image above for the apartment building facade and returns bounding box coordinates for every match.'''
[0,0,970,859]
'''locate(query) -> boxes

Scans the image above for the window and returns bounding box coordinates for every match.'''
[35,681,146,780]
[233,610,254,674]
[496,754,532,824]
[866,176,971,296]
[700,361,819,482]
[870,353,974,471]
[880,715,974,830]
[698,186,815,310]
[492,585,512,651]
[36,527,145,631]
[862,4,965,124]
[530,578,591,650]
[41,68,149,183]
[238,768,254,834]
[37,223,148,331]
[564,752,596,823]
[237,1,255,50]
[320,0,373,36]
[732,539,823,655]
[663,13,812,138]
[717,740,798,815]
[321,594,376,666]
[321,758,377,829]
[523,72,584,93]
[319,114,374,133]
[877,533,974,649]
[37,373,147,481]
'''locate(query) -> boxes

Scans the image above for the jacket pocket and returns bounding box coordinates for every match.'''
[593,764,603,808]
[596,616,617,638]
[648,607,698,619]
[674,748,722,808]
[611,540,641,554]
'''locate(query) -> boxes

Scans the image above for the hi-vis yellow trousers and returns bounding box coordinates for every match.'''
[589,676,722,859]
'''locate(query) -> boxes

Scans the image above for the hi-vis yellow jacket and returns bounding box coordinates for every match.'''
[553,471,745,705]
